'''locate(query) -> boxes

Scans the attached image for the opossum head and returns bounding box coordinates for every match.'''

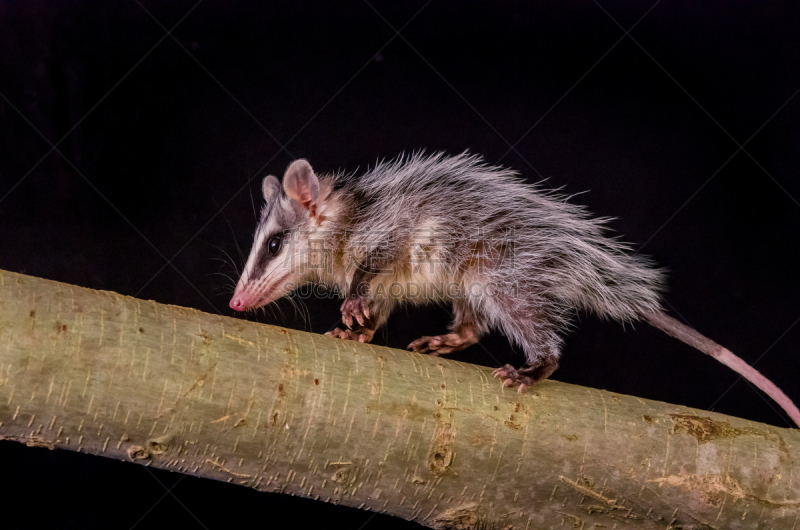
[229,159,332,311]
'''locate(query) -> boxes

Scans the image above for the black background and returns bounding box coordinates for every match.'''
[1,1,799,528]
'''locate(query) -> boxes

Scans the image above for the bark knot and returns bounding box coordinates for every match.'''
[429,422,455,475]
[670,414,765,444]
[429,503,489,530]
[127,445,150,461]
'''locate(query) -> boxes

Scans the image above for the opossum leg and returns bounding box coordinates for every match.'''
[493,357,559,392]
[488,294,563,391]
[407,298,483,355]
[341,245,397,328]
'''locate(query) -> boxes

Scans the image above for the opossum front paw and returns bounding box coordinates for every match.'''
[492,364,534,393]
[340,297,371,329]
[407,333,474,356]
[325,327,375,343]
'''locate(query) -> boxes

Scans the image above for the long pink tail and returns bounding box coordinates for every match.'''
[645,311,800,428]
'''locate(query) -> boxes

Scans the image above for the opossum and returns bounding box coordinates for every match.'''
[228,152,800,427]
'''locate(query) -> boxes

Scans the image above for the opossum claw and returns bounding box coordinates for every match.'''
[492,365,515,379]
[494,364,527,389]
[340,297,371,329]
[326,327,374,343]
[408,332,478,355]
[493,363,546,392]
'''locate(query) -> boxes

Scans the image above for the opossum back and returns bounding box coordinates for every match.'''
[339,152,665,320]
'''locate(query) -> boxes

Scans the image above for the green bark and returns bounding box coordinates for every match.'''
[0,269,798,529]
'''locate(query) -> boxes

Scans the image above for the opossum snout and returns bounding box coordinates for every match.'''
[229,290,254,311]
[229,284,263,311]
[229,271,291,311]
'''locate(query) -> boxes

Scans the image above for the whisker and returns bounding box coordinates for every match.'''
[200,239,242,277]
[248,175,259,221]
[209,196,246,272]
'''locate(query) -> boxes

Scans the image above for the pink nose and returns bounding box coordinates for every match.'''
[229,294,249,311]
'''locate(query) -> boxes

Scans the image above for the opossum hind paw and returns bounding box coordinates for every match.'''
[493,358,559,393]
[407,332,477,356]
[492,364,534,393]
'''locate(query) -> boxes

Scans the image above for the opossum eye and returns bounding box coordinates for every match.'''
[267,236,282,255]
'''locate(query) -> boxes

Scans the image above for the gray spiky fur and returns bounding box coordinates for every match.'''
[240,151,665,365]
[340,152,664,360]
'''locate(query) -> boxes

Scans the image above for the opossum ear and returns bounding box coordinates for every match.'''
[283,159,320,218]
[262,175,280,201]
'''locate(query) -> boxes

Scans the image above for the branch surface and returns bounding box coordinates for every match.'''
[0,269,798,529]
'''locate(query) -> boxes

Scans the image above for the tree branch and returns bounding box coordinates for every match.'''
[0,269,797,529]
